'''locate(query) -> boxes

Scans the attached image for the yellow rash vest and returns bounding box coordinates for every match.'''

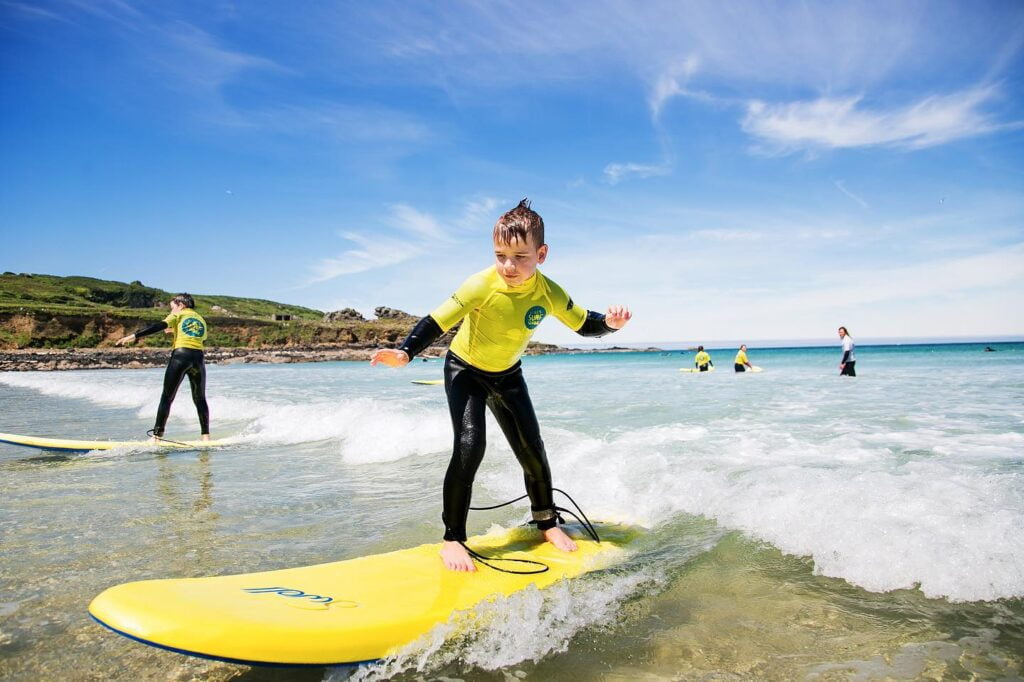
[429,267,587,372]
[163,308,208,350]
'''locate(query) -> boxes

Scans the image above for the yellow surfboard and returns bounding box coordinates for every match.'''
[679,366,716,373]
[410,379,443,385]
[0,431,227,453]
[89,525,628,666]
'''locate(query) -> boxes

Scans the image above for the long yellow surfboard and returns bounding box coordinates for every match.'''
[0,431,227,452]
[89,526,628,666]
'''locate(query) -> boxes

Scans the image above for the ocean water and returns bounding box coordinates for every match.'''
[0,342,1022,681]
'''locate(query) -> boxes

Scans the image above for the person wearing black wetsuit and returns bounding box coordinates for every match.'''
[371,199,632,572]
[117,294,210,440]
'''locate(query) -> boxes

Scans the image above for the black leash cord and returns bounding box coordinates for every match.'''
[145,429,193,448]
[462,488,601,574]
[457,542,549,575]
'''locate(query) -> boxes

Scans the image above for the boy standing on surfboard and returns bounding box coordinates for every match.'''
[371,199,631,571]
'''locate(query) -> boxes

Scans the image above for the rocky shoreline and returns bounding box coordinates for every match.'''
[0,346,386,371]
[0,344,659,371]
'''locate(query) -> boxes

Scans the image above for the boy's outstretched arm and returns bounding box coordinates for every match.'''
[370,315,443,367]
[576,305,632,337]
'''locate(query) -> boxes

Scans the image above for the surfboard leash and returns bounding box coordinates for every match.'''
[456,542,550,575]
[464,488,601,574]
[145,429,193,448]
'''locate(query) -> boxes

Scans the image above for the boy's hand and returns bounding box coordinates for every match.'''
[116,334,135,346]
[605,305,632,330]
[370,349,410,368]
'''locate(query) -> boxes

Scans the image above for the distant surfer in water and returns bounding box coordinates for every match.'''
[838,326,856,377]
[694,345,713,372]
[371,199,631,571]
[117,294,210,442]
[734,344,753,372]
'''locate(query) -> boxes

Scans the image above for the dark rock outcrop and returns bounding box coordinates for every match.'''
[323,308,366,322]
[374,306,418,322]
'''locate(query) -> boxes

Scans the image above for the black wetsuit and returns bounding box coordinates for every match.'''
[133,320,210,436]
[441,352,554,540]
[399,309,615,541]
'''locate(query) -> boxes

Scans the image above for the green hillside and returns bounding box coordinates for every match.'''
[0,273,422,349]
[0,273,324,321]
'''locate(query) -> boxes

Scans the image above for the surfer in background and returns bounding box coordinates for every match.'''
[694,345,713,372]
[734,344,753,372]
[838,326,856,377]
[371,199,631,572]
[116,294,210,441]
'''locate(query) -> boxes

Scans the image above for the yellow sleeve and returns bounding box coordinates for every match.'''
[164,312,179,328]
[545,276,587,331]
[429,272,492,332]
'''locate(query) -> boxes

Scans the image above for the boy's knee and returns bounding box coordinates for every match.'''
[456,427,486,456]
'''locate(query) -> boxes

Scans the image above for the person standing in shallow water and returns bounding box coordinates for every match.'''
[371,199,631,572]
[117,294,211,441]
[838,326,856,377]
[734,344,753,372]
[694,345,713,372]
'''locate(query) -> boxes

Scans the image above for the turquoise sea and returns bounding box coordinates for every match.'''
[1,342,1022,680]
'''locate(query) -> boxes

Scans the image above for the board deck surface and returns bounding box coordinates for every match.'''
[89,525,628,665]
[0,431,226,452]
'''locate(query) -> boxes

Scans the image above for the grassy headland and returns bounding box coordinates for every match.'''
[0,273,412,350]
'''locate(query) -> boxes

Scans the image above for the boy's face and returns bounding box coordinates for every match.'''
[494,235,547,286]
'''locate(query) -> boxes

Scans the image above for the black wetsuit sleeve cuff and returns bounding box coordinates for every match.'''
[576,310,616,338]
[399,315,443,359]
[133,321,168,339]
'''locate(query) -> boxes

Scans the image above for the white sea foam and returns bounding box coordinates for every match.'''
[236,399,452,464]
[0,370,457,464]
[334,565,661,681]
[475,417,1024,602]
[4,353,1023,603]
[1,371,157,410]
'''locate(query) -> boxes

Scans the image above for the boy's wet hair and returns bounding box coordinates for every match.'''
[494,198,544,247]
[171,293,195,309]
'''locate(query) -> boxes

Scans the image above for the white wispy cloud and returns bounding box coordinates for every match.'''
[306,198,495,284]
[604,161,671,185]
[691,229,764,242]
[649,55,700,119]
[834,180,870,209]
[309,232,421,283]
[455,197,501,231]
[387,203,449,240]
[155,22,285,93]
[742,87,1010,153]
[1,1,70,22]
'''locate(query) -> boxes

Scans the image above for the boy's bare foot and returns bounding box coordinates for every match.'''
[544,526,578,552]
[440,540,476,572]
[201,434,211,442]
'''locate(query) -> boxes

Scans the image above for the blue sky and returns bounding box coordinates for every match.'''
[2,1,1022,344]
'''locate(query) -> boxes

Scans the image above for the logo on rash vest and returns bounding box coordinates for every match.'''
[524,305,546,329]
[181,317,206,337]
